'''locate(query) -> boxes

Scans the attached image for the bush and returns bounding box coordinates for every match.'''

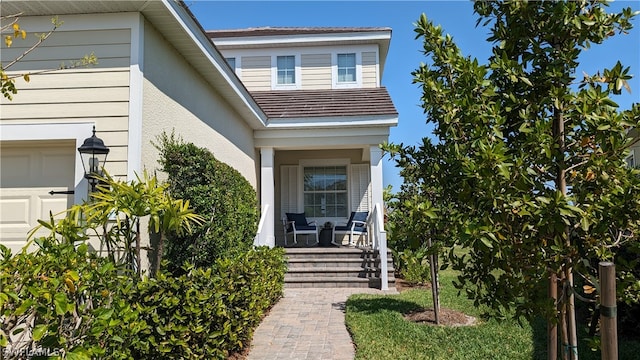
[125,246,286,359]
[0,240,141,359]
[0,241,285,359]
[155,132,259,273]
[396,247,431,285]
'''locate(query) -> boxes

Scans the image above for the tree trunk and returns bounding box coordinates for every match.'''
[155,231,163,277]
[136,220,141,277]
[554,107,578,360]
[549,271,558,360]
[427,237,440,325]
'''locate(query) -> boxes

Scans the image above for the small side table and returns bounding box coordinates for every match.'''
[318,227,334,247]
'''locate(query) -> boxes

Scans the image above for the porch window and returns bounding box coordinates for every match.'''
[337,53,356,83]
[277,55,296,84]
[303,166,348,217]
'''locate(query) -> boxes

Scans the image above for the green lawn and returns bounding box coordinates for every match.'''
[345,271,640,360]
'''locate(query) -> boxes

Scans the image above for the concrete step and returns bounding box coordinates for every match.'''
[284,276,373,288]
[286,266,378,278]
[284,247,395,289]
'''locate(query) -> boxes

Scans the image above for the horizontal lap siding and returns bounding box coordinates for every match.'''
[0,28,131,178]
[362,51,377,88]
[301,53,331,90]
[241,56,271,91]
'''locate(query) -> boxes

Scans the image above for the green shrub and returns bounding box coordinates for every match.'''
[1,242,285,359]
[155,132,259,273]
[0,240,142,359]
[125,246,286,359]
[396,247,431,285]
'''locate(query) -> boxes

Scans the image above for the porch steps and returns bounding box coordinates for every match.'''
[284,247,395,289]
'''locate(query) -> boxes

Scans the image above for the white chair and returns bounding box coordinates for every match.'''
[332,211,368,247]
[283,212,318,246]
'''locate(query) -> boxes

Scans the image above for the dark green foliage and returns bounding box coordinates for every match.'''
[0,241,141,359]
[155,132,259,272]
[385,1,640,323]
[0,241,285,359]
[125,246,286,359]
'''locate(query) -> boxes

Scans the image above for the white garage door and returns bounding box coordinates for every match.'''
[0,140,76,253]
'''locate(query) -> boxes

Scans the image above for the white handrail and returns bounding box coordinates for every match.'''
[253,203,270,246]
[371,203,389,291]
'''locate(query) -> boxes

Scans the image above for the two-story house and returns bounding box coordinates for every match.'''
[208,27,398,247]
[0,1,397,282]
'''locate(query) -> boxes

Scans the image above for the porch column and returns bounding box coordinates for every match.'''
[259,147,276,248]
[370,146,384,210]
[370,145,389,290]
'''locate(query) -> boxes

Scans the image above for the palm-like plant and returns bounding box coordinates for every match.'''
[29,170,204,277]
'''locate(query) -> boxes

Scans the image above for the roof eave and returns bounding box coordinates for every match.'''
[265,115,398,129]
[148,1,268,129]
[0,0,268,130]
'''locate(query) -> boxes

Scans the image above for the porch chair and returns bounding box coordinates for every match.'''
[332,211,369,247]
[283,212,318,246]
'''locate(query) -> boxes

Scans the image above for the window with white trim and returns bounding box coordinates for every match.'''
[277,55,296,85]
[337,53,356,83]
[303,166,348,217]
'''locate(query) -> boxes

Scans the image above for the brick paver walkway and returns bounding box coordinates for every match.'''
[247,288,397,360]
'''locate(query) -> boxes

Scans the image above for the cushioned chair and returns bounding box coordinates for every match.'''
[332,211,368,247]
[283,212,318,246]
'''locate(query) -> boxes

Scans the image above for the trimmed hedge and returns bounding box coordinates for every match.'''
[127,247,286,359]
[0,240,140,359]
[0,242,286,359]
[155,132,260,273]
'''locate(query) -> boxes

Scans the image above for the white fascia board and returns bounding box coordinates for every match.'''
[255,126,390,139]
[265,115,398,129]
[213,31,391,48]
[254,132,390,149]
[159,0,267,128]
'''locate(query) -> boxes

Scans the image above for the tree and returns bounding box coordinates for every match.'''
[1,14,97,100]
[384,1,640,359]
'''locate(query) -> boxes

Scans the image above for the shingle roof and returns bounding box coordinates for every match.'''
[250,88,398,119]
[207,26,391,38]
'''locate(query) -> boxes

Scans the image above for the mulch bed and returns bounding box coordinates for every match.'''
[396,278,477,327]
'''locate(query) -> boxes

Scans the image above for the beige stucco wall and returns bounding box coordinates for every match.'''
[0,25,131,178]
[140,20,257,187]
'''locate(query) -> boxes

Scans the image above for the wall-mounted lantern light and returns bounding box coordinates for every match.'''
[77,126,110,192]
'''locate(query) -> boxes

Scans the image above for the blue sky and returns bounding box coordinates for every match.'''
[188,0,640,191]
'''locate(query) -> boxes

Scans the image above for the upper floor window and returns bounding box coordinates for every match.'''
[337,53,356,83]
[225,57,236,71]
[277,55,296,85]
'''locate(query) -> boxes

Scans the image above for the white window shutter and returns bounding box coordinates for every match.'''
[280,165,299,217]
[350,164,371,212]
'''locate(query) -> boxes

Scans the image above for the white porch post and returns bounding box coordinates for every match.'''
[260,147,276,248]
[370,145,389,290]
[370,146,384,211]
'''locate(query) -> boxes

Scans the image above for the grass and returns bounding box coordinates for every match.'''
[345,270,640,360]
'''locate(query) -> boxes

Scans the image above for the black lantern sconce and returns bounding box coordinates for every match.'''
[77,126,110,192]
